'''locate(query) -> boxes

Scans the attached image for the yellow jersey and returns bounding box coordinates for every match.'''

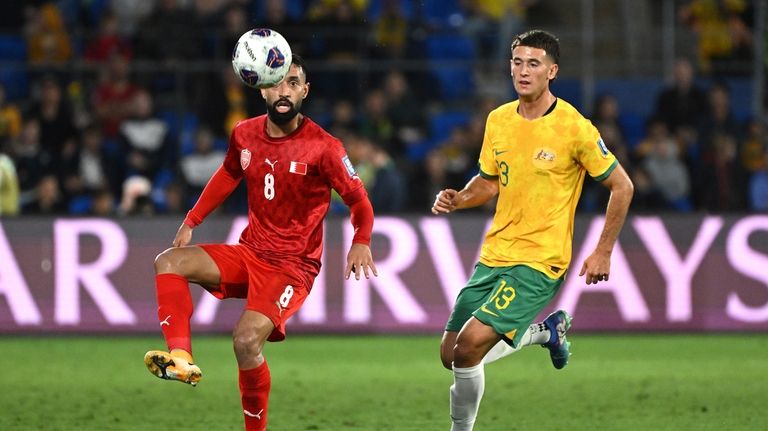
[477,98,617,279]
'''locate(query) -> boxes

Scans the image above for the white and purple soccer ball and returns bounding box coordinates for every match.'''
[231,28,292,89]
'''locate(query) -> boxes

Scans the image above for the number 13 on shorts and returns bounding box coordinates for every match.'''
[480,279,517,316]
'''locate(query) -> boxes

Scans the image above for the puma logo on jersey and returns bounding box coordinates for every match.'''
[160,315,171,326]
[265,158,278,171]
[244,409,264,419]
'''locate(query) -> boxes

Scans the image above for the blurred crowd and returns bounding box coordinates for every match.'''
[0,0,765,218]
[582,57,767,213]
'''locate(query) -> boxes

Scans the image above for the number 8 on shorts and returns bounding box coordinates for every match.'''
[279,285,294,308]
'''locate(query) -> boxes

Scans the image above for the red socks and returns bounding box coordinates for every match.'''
[155,273,193,353]
[157,273,271,430]
[239,361,271,431]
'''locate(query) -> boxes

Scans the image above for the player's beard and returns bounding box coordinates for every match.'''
[266,98,302,125]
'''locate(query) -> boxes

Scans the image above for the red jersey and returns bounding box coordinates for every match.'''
[222,115,365,279]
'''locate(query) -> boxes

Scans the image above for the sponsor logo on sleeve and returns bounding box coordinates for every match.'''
[597,137,609,157]
[342,155,356,177]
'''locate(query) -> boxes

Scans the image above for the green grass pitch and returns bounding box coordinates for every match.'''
[0,334,765,430]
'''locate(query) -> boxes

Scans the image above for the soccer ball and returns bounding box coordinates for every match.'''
[231,28,292,89]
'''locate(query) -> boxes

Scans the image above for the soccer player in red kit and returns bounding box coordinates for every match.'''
[143,55,377,431]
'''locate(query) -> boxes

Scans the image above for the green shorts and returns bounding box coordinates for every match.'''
[445,263,563,348]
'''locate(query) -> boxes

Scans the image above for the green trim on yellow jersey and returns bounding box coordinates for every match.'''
[479,168,498,180]
[593,159,618,182]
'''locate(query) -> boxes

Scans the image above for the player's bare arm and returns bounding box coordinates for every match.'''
[431,174,499,214]
[579,164,634,284]
[345,243,378,280]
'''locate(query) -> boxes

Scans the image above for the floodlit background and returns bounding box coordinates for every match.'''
[0,1,766,430]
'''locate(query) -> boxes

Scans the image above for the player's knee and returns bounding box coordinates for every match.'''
[453,339,483,367]
[154,248,181,274]
[232,326,266,360]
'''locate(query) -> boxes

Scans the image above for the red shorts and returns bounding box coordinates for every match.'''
[199,243,311,342]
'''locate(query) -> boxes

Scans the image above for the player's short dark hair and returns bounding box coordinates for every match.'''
[291,54,308,81]
[511,30,560,65]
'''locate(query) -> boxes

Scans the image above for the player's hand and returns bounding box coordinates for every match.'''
[431,189,459,214]
[579,250,611,285]
[172,223,193,248]
[345,243,378,281]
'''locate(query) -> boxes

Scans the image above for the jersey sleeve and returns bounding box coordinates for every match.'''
[349,196,374,245]
[574,120,618,181]
[321,138,366,204]
[221,124,245,179]
[477,113,498,179]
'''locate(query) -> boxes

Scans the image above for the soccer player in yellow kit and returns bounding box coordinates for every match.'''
[432,30,634,431]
